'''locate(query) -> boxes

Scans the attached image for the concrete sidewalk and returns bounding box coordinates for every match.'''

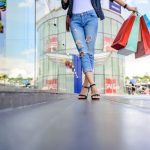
[0,93,150,150]
[0,91,64,110]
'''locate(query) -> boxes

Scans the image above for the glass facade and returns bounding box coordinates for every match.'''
[37,8,125,94]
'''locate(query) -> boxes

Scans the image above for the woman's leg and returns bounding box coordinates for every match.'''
[83,75,89,86]
[83,11,100,98]
[70,12,100,99]
[70,16,92,98]
[85,72,99,98]
[79,75,89,98]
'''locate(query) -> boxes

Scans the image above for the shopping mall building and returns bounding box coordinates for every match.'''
[36,0,127,94]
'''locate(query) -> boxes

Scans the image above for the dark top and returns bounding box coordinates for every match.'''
[61,0,114,20]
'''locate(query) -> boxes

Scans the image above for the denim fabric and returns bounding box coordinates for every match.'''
[70,10,98,73]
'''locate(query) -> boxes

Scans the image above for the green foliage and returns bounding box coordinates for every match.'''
[125,76,130,80]
[0,73,33,85]
[125,75,150,83]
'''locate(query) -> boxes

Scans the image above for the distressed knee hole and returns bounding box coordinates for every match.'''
[86,36,92,43]
[76,40,83,49]
[80,51,85,57]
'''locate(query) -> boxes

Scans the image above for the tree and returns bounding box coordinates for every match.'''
[125,76,130,80]
[3,74,8,85]
[141,75,150,83]
[0,73,8,85]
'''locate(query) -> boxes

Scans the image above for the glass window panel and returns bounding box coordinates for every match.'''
[98,20,103,33]
[94,64,104,74]
[58,33,66,50]
[117,22,122,32]
[38,39,44,56]
[41,24,44,39]
[38,26,42,40]
[112,20,118,35]
[95,33,103,50]
[43,57,49,76]
[58,74,67,93]
[40,59,44,77]
[58,16,66,33]
[43,37,47,54]
[119,58,123,76]
[50,61,58,76]
[104,17,111,34]
[44,22,49,38]
[95,74,105,94]
[58,65,67,92]
[48,60,53,75]
[50,18,57,35]
[66,32,76,49]
[112,57,119,76]
[118,77,125,94]
[104,57,112,75]
[66,75,74,93]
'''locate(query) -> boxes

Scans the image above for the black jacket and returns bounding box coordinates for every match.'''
[61,0,114,20]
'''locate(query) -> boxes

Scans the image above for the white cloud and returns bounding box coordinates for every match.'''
[125,54,150,77]
[0,57,34,78]
[18,0,34,8]
[9,68,28,78]
[21,48,35,57]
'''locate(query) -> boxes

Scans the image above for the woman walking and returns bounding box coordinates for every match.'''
[61,0,137,100]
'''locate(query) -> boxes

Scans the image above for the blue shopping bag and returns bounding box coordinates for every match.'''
[118,15,140,56]
[143,14,150,30]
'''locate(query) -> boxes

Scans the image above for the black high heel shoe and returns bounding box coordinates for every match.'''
[78,86,90,100]
[90,84,100,100]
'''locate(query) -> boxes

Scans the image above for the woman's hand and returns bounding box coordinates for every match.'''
[113,0,138,13]
[63,0,68,3]
[126,6,138,12]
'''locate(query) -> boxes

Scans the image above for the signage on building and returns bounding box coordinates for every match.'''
[46,79,58,92]
[46,36,58,53]
[105,78,117,94]
[109,1,121,14]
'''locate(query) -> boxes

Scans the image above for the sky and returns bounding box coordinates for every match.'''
[0,0,150,78]
[0,0,35,78]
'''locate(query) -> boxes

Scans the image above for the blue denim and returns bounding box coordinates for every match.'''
[70,10,98,73]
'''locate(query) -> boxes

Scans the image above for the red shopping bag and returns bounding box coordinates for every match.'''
[111,15,136,50]
[135,16,150,58]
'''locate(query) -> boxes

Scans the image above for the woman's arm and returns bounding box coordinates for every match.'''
[61,0,69,10]
[112,0,137,12]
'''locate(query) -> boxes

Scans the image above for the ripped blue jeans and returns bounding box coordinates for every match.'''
[70,10,98,73]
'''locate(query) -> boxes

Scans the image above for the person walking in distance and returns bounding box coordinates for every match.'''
[61,0,137,100]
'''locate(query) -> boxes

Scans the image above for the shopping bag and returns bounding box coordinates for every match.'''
[135,16,150,58]
[111,14,136,50]
[118,15,140,55]
[143,14,150,30]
